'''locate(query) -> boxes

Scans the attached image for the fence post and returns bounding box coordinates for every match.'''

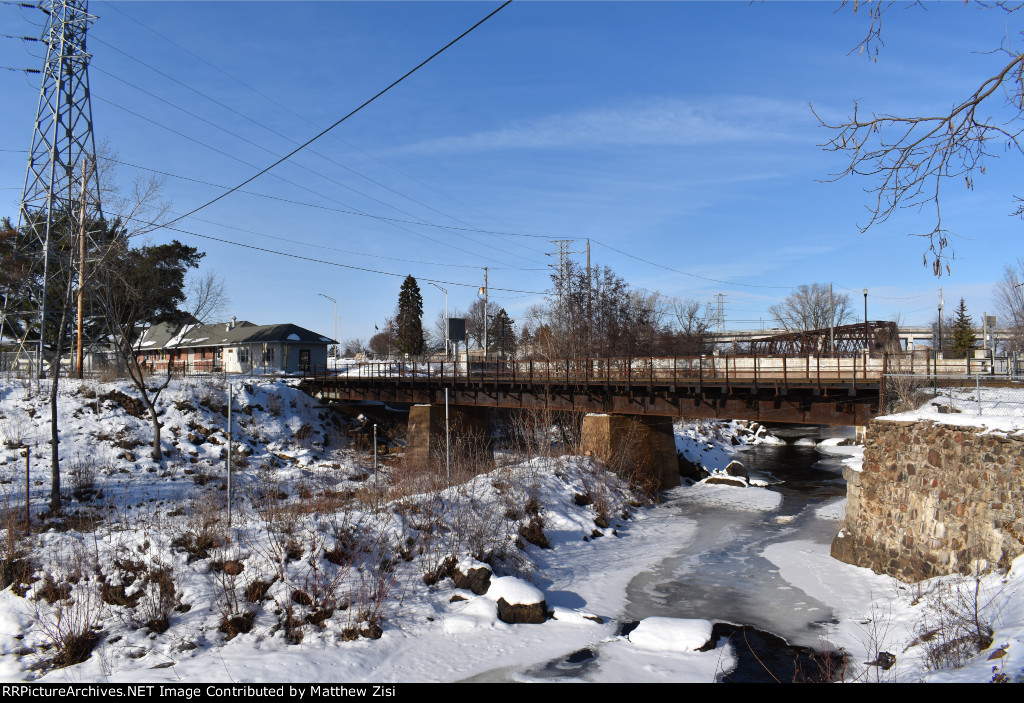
[977,373,982,415]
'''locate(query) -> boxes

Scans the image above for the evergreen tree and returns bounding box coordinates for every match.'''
[395,275,425,356]
[951,298,977,358]
[490,308,517,358]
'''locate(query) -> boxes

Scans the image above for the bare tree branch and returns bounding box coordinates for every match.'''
[186,270,230,324]
[818,1,1024,275]
[769,283,854,332]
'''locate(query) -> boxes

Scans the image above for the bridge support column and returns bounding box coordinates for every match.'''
[580,414,679,491]
[406,404,492,470]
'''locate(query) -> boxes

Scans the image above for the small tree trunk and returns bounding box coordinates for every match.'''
[148,402,163,462]
[48,358,61,514]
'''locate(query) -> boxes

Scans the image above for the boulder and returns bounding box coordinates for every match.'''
[452,559,492,596]
[704,474,747,487]
[496,598,547,625]
[724,460,748,480]
[677,454,707,482]
[488,576,548,625]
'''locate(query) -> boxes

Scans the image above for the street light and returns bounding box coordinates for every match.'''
[426,281,450,480]
[938,287,944,355]
[428,282,448,358]
[317,293,337,364]
[863,288,869,351]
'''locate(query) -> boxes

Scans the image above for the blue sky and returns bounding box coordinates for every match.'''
[1,1,1020,343]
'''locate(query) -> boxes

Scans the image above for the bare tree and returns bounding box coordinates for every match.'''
[427,307,464,355]
[815,1,1024,275]
[185,270,230,323]
[368,318,396,358]
[994,258,1024,352]
[98,241,204,462]
[769,283,853,332]
[665,297,712,355]
[342,337,367,357]
[466,298,499,351]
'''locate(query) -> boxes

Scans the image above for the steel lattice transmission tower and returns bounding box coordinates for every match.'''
[14,0,104,372]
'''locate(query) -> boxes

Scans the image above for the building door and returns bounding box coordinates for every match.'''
[299,349,310,373]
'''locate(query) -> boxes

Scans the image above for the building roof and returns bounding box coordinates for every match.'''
[138,320,335,350]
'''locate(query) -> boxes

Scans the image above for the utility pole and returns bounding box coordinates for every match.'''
[479,268,488,361]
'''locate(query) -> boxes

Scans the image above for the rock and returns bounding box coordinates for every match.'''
[123,451,135,463]
[496,598,547,624]
[452,560,492,596]
[188,432,204,445]
[704,475,747,487]
[677,454,707,481]
[724,460,748,480]
[488,576,547,624]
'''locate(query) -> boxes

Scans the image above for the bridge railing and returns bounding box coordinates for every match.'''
[301,351,940,387]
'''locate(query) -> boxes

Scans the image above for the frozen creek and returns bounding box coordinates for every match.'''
[467,425,853,683]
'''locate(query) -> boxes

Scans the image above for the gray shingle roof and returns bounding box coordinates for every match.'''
[138,321,335,350]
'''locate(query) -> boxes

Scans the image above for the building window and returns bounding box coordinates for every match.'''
[238,347,249,364]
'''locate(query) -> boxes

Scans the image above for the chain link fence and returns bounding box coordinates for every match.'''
[883,374,1024,417]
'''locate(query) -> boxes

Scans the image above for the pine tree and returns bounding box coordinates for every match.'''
[951,298,977,358]
[395,275,425,357]
[490,308,517,358]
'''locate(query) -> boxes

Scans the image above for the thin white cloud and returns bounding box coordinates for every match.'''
[398,97,812,155]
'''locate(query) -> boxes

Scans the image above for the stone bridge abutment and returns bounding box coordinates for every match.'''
[832,419,1024,581]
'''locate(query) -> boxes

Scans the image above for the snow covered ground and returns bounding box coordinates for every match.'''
[0,377,1021,683]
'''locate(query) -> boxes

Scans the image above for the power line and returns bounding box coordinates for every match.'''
[152,205,547,272]
[111,2,513,233]
[99,0,516,237]
[91,67,546,266]
[105,156,561,239]
[590,238,794,290]
[94,94,526,268]
[160,223,547,296]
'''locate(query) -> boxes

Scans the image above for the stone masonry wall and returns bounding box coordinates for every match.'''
[831,419,1024,581]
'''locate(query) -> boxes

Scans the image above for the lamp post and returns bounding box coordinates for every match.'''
[938,287,944,355]
[318,293,337,365]
[479,267,489,362]
[428,282,448,358]
[863,288,869,352]
[427,282,451,480]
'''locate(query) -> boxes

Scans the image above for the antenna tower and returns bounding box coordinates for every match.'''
[12,0,104,372]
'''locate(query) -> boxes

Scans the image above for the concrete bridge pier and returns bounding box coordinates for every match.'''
[405,404,492,468]
[580,413,680,491]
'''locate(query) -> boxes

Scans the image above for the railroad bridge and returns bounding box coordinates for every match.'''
[301,352,907,490]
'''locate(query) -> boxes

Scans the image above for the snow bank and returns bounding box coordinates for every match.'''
[665,483,782,513]
[628,617,713,652]
[486,576,544,606]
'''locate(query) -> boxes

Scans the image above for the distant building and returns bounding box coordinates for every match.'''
[136,317,335,374]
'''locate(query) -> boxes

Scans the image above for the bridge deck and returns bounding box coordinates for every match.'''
[301,355,893,425]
